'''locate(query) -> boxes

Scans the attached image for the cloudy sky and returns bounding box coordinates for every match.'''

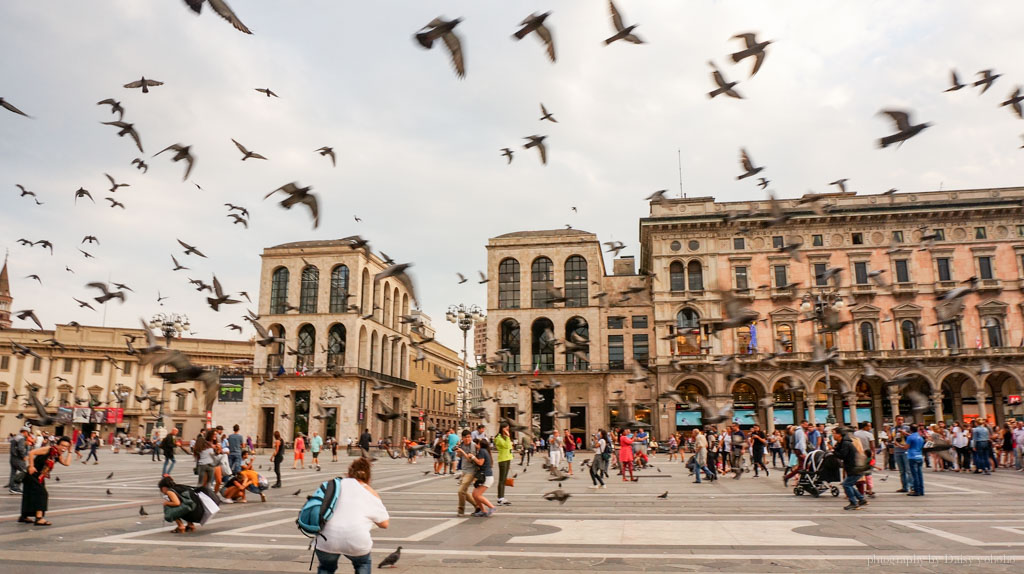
[2,1,1022,353]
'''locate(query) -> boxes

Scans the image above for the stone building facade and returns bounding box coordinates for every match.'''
[0,324,253,440]
[0,256,11,330]
[478,187,1024,440]
[251,239,421,447]
[404,311,462,439]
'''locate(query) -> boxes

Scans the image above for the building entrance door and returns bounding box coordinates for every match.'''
[262,407,275,448]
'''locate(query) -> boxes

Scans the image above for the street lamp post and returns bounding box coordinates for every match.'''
[446,303,484,429]
[147,313,189,429]
[799,292,843,426]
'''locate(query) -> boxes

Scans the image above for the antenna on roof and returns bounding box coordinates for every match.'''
[677,149,685,199]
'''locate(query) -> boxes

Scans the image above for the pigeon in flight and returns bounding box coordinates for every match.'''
[944,70,965,92]
[96,98,125,120]
[415,17,466,78]
[15,310,43,330]
[182,0,252,34]
[106,197,126,209]
[154,144,195,181]
[877,109,931,148]
[605,0,643,45]
[131,158,148,173]
[254,88,277,97]
[708,62,742,99]
[736,148,764,180]
[232,139,267,161]
[207,276,241,311]
[539,103,557,123]
[171,255,189,271]
[829,179,849,193]
[105,173,129,193]
[999,87,1023,120]
[87,282,126,304]
[177,239,207,258]
[265,182,320,229]
[315,146,336,167]
[974,69,1001,94]
[731,32,772,77]
[757,177,770,190]
[523,135,548,164]
[1,97,30,117]
[513,11,556,63]
[646,189,668,203]
[500,148,514,164]
[123,77,163,94]
[102,121,143,153]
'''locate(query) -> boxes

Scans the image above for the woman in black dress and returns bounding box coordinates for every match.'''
[20,436,72,525]
[270,430,284,488]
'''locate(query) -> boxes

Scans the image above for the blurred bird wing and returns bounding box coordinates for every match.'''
[712,69,728,88]
[442,32,465,77]
[733,32,757,49]
[740,149,754,171]
[123,80,145,88]
[880,110,911,131]
[231,139,249,154]
[608,0,625,31]
[207,0,252,34]
[536,25,555,61]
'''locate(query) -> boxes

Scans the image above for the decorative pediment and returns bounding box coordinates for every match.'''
[891,303,922,319]
[977,299,1009,316]
[769,306,799,321]
[850,304,881,319]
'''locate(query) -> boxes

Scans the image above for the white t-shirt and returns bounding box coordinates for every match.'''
[951,427,968,448]
[318,478,389,557]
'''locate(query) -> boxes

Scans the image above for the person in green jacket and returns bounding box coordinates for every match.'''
[494,423,514,506]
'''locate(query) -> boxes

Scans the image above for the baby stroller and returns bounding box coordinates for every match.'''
[792,449,841,498]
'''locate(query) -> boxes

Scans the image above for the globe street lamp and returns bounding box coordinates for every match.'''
[446,303,484,428]
[147,312,189,428]
[800,292,844,425]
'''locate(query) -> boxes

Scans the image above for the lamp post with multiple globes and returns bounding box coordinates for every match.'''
[446,303,484,428]
[799,292,844,425]
[147,313,189,428]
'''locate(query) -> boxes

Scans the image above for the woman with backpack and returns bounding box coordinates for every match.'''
[589,429,610,489]
[315,457,390,574]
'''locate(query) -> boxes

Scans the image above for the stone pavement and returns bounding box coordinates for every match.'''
[1,450,1022,573]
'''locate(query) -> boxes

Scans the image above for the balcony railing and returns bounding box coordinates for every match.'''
[259,365,416,389]
[851,284,876,295]
[892,283,918,296]
[483,362,631,375]
[977,278,1002,291]
[771,286,797,299]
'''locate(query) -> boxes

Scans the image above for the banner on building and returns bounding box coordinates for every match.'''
[72,407,91,423]
[105,408,124,424]
[56,407,73,424]
[218,375,245,402]
[90,408,106,424]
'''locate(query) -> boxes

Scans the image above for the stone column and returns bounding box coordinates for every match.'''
[931,392,945,424]
[888,392,901,420]
[975,392,989,423]
[806,389,817,426]
[844,392,859,427]
[765,405,776,434]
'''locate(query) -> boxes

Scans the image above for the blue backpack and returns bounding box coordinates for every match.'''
[297,478,342,539]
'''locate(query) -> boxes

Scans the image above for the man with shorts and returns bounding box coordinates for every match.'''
[310,431,323,471]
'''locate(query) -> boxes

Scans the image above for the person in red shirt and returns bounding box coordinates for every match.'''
[619,430,636,482]
[563,431,576,476]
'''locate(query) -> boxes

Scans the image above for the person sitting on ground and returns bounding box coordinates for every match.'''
[159,476,197,533]
[222,468,267,503]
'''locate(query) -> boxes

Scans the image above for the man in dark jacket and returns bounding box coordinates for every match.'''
[358,429,372,458]
[832,427,866,511]
[7,427,31,494]
[160,428,179,476]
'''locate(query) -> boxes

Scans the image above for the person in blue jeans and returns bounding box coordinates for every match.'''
[970,420,992,475]
[832,427,867,510]
[227,425,244,475]
[905,424,926,497]
[891,416,912,492]
[315,457,389,574]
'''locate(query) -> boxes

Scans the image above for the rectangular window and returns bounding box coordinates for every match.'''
[895,259,910,283]
[892,230,904,243]
[123,361,133,375]
[31,356,42,371]
[608,335,624,370]
[936,258,951,282]
[851,232,864,245]
[975,227,987,239]
[497,260,520,310]
[1018,225,1024,238]
[631,315,648,329]
[0,356,8,370]
[813,263,828,286]
[176,393,186,411]
[607,316,624,329]
[772,236,784,249]
[62,358,73,372]
[934,229,945,241]
[854,262,868,285]
[978,256,993,280]
[734,266,748,291]
[733,237,745,250]
[94,359,104,374]
[773,265,788,287]
[632,334,649,364]
[0,390,7,406]
[59,391,69,406]
[812,234,823,247]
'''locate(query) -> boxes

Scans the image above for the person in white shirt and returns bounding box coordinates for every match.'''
[548,430,565,470]
[316,457,390,574]
[950,423,969,471]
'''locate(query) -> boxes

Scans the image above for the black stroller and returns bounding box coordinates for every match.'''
[792,449,841,497]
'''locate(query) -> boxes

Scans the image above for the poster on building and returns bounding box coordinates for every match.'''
[218,375,244,402]
[90,408,106,424]
[105,408,124,423]
[56,407,73,424]
[73,407,91,423]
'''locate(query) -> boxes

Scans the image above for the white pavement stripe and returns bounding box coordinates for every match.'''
[1,501,145,519]
[380,490,985,497]
[388,510,1024,519]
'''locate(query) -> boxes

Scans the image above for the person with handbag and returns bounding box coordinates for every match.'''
[493,423,513,506]
[160,476,198,533]
[467,439,496,517]
[19,436,72,525]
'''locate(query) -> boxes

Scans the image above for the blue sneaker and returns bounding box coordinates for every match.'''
[484,507,495,517]
[471,510,486,517]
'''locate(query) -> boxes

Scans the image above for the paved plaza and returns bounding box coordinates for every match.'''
[1,451,1022,573]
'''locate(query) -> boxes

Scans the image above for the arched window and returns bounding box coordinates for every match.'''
[687,260,704,291]
[901,320,918,350]
[531,318,555,371]
[985,318,1003,348]
[360,268,371,314]
[942,320,962,349]
[329,265,349,312]
[732,381,758,402]
[676,382,705,404]
[675,308,701,355]
[676,308,700,330]
[776,323,794,353]
[383,283,392,327]
[327,324,346,367]
[270,267,289,314]
[531,257,554,308]
[498,258,520,310]
[297,324,315,369]
[737,325,752,354]
[564,256,588,307]
[565,317,590,370]
[670,261,685,291]
[299,266,319,313]
[500,319,521,372]
[860,322,876,351]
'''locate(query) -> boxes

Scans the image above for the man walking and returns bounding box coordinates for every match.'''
[892,416,912,492]
[1013,421,1024,471]
[730,424,746,478]
[454,430,478,516]
[783,421,808,486]
[833,427,867,510]
[310,431,323,471]
[906,424,926,496]
[7,426,31,494]
[853,421,876,497]
[83,432,100,465]
[970,419,992,475]
[160,428,179,476]
[227,425,244,474]
[749,424,769,477]
[358,428,372,459]
[692,428,715,483]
